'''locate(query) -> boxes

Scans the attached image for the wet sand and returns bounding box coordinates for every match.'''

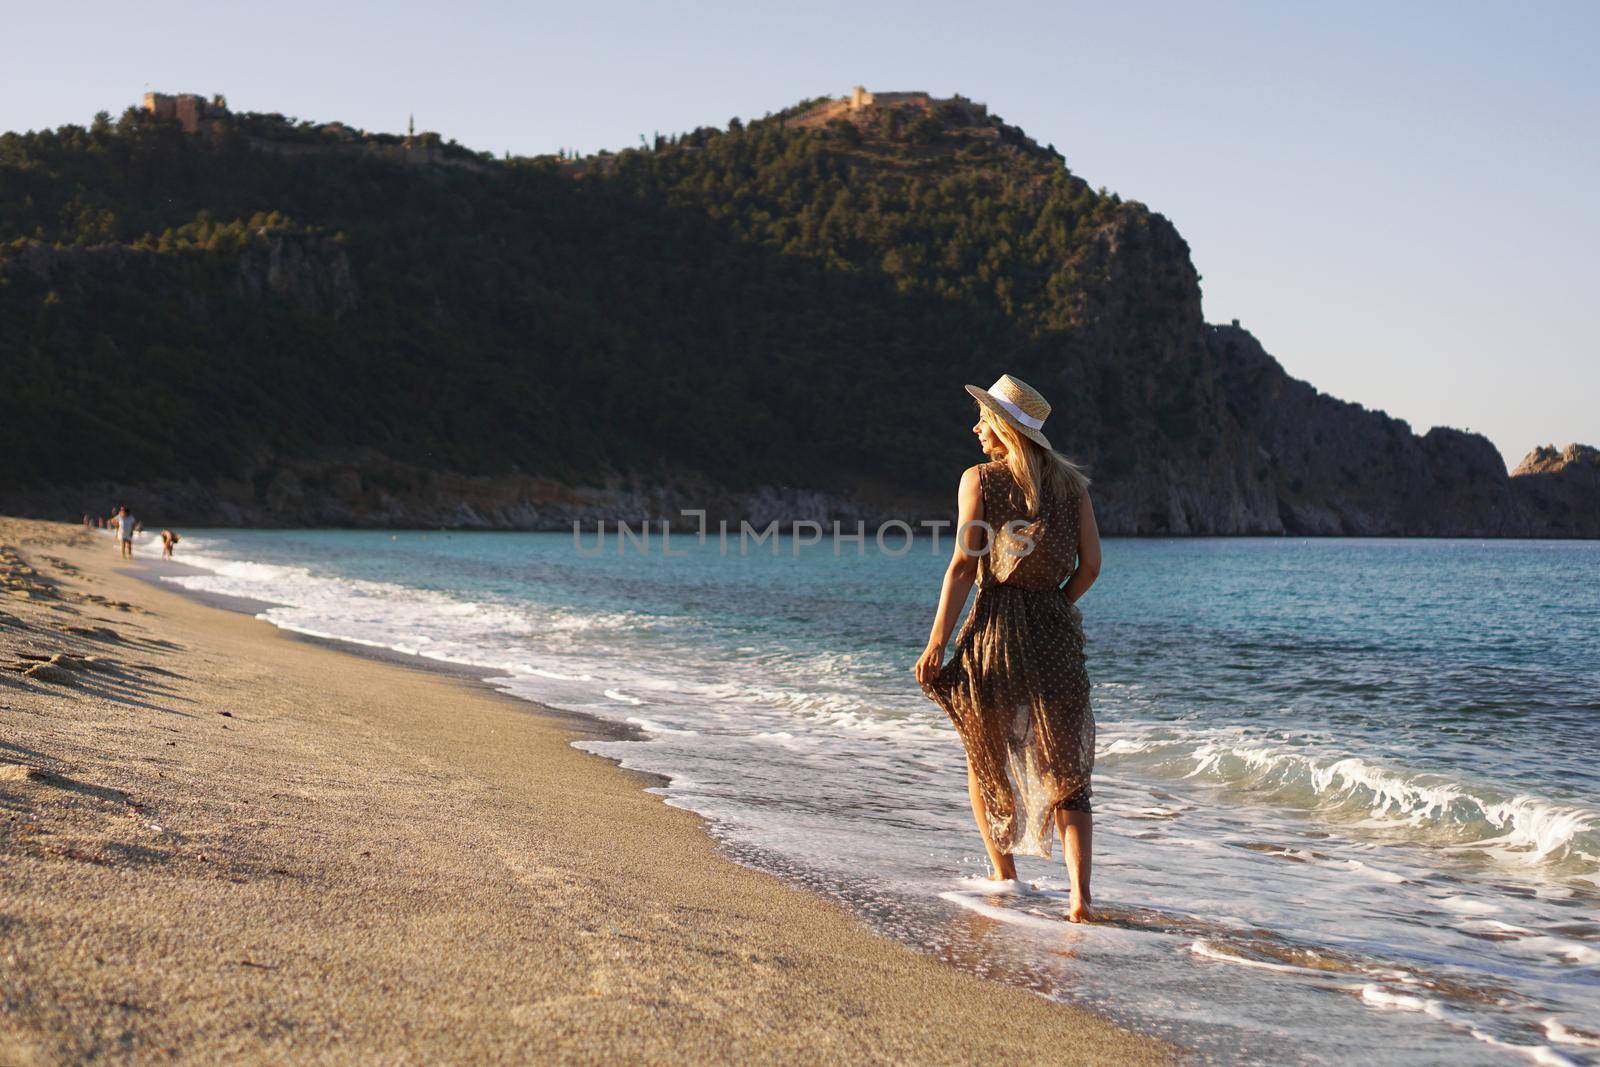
[0,517,1179,1064]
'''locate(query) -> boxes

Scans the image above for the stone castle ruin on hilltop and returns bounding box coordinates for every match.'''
[138,91,486,172]
[143,91,229,134]
[790,86,990,130]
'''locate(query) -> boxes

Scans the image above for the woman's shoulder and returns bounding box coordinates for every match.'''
[958,461,1005,507]
[957,463,986,497]
[961,460,1004,483]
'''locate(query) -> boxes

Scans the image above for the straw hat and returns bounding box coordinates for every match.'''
[966,374,1054,450]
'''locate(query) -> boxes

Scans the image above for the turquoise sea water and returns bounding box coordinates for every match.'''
[149,528,1600,1064]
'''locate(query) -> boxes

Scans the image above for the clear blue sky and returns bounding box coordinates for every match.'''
[7,0,1596,469]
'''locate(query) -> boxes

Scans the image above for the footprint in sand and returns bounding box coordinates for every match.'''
[6,652,113,684]
[78,592,144,613]
[0,764,63,786]
[62,625,121,642]
[0,762,123,795]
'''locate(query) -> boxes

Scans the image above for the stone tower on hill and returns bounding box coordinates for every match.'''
[845,86,940,111]
[143,91,229,134]
[791,87,987,130]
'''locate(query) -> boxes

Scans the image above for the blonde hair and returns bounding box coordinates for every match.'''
[978,404,1090,515]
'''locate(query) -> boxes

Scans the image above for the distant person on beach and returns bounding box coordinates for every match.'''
[160,529,181,559]
[914,375,1102,923]
[113,506,136,559]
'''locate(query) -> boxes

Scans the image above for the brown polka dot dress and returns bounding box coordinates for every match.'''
[919,459,1095,858]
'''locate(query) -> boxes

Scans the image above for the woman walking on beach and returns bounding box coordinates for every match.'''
[914,375,1102,922]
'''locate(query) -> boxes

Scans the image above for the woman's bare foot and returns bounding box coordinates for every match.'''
[1056,809,1093,921]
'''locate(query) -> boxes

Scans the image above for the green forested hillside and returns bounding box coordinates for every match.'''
[1,95,1588,534]
[1,99,1128,498]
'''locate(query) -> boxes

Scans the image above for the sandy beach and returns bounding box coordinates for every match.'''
[0,517,1177,1065]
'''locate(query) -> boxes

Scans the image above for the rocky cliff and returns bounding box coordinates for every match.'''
[1205,324,1534,536]
[1509,444,1600,538]
[1020,207,1282,534]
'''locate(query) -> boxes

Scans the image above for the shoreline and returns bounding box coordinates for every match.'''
[118,551,666,786]
[0,517,1180,1064]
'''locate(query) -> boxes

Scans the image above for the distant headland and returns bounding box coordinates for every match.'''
[0,87,1593,536]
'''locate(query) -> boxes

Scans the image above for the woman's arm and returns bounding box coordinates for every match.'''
[914,466,986,685]
[1061,489,1101,605]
